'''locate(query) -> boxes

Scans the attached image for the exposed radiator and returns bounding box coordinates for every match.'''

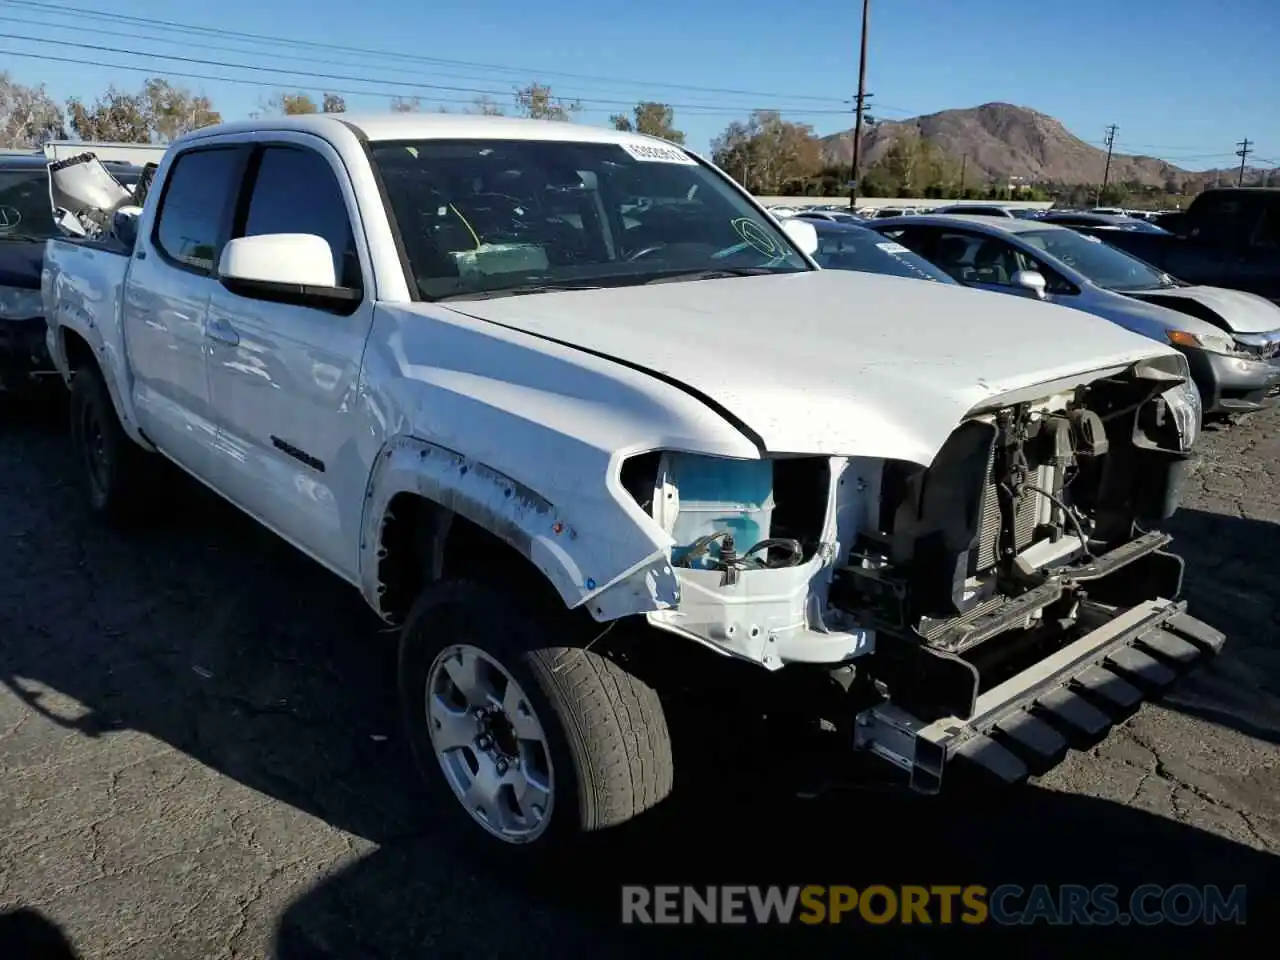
[972,444,1042,571]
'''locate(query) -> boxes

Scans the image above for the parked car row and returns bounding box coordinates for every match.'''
[775,202,1280,421]
[868,214,1280,419]
[24,115,1227,858]
[0,151,146,390]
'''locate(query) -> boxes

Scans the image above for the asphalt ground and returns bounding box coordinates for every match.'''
[1,390,1277,958]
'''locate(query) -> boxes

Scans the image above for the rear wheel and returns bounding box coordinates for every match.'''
[397,580,674,852]
[69,365,148,523]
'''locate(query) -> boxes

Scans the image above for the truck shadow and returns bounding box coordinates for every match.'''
[0,399,1275,958]
[268,784,1275,959]
[0,908,81,960]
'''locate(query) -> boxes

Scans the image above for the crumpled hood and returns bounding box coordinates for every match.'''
[443,270,1177,464]
[0,239,44,290]
[1125,285,1280,335]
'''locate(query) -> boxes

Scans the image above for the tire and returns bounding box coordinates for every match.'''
[68,364,148,524]
[397,580,674,852]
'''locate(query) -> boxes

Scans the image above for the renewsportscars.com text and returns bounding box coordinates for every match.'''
[621,884,1247,926]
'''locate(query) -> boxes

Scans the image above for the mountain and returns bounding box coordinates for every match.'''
[818,103,1244,188]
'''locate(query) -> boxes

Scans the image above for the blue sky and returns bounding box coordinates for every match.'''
[2,0,1277,170]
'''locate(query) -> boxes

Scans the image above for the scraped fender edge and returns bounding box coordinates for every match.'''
[45,291,153,451]
[357,435,681,622]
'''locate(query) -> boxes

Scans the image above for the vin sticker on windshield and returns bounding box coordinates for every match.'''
[619,142,697,164]
[876,241,910,254]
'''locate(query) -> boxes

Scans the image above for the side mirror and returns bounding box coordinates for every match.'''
[1011,269,1048,299]
[780,217,819,257]
[217,233,360,310]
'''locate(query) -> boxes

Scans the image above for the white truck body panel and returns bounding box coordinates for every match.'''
[42,113,1189,671]
[444,270,1173,464]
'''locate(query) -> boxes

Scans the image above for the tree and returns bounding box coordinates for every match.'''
[322,93,346,113]
[142,78,220,141]
[610,101,684,144]
[710,111,821,194]
[514,83,579,122]
[0,71,66,147]
[1097,183,1128,206]
[67,86,151,143]
[858,131,957,198]
[258,92,319,116]
[469,95,504,116]
[390,96,422,113]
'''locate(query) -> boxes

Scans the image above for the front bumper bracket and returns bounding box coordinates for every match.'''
[853,599,1225,792]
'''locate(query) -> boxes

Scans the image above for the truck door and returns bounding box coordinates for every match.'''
[123,145,247,478]
[203,139,375,580]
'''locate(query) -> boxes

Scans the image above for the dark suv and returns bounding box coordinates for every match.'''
[0,153,141,388]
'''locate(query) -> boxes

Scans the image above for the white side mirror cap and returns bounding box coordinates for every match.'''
[780,217,819,257]
[1012,269,1048,299]
[218,233,336,288]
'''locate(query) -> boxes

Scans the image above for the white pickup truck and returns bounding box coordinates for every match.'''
[43,113,1224,852]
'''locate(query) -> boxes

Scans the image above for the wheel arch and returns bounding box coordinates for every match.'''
[57,325,154,451]
[358,436,681,625]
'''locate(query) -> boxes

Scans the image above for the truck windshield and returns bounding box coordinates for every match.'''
[369,139,811,300]
[0,168,57,242]
[1019,228,1173,292]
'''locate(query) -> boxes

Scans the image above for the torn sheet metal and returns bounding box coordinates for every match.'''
[46,152,135,240]
[359,435,681,620]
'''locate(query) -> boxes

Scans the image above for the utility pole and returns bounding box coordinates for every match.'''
[848,0,871,209]
[1096,123,1118,205]
[959,154,967,197]
[1236,138,1252,186]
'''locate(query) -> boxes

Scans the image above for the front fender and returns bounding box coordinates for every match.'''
[358,435,682,621]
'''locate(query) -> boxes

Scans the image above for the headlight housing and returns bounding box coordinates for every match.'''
[1166,328,1238,356]
[1163,379,1202,451]
[0,285,43,322]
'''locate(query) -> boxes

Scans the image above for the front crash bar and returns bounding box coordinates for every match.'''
[853,598,1226,792]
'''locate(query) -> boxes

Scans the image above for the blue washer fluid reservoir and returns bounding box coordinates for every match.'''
[661,453,775,570]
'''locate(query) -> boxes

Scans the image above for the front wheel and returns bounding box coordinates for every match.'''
[69,365,148,523]
[397,580,674,851]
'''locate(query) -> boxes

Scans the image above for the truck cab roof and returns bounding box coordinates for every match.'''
[179,113,683,149]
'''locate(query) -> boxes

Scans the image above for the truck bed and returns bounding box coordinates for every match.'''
[43,237,133,397]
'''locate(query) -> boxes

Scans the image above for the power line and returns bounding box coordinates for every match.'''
[0,46,490,108]
[1236,138,1252,186]
[0,13,727,99]
[0,30,858,115]
[0,0,849,105]
[0,46,862,122]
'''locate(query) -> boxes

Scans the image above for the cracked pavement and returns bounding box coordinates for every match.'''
[1,394,1277,958]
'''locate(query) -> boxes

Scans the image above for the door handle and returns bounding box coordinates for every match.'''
[206,318,239,347]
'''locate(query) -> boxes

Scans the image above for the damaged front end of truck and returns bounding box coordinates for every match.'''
[621,352,1223,792]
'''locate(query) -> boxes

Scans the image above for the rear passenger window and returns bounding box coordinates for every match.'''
[154,148,242,272]
[241,147,361,289]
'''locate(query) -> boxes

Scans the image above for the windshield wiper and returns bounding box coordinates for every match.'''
[436,282,606,302]
[642,267,780,284]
